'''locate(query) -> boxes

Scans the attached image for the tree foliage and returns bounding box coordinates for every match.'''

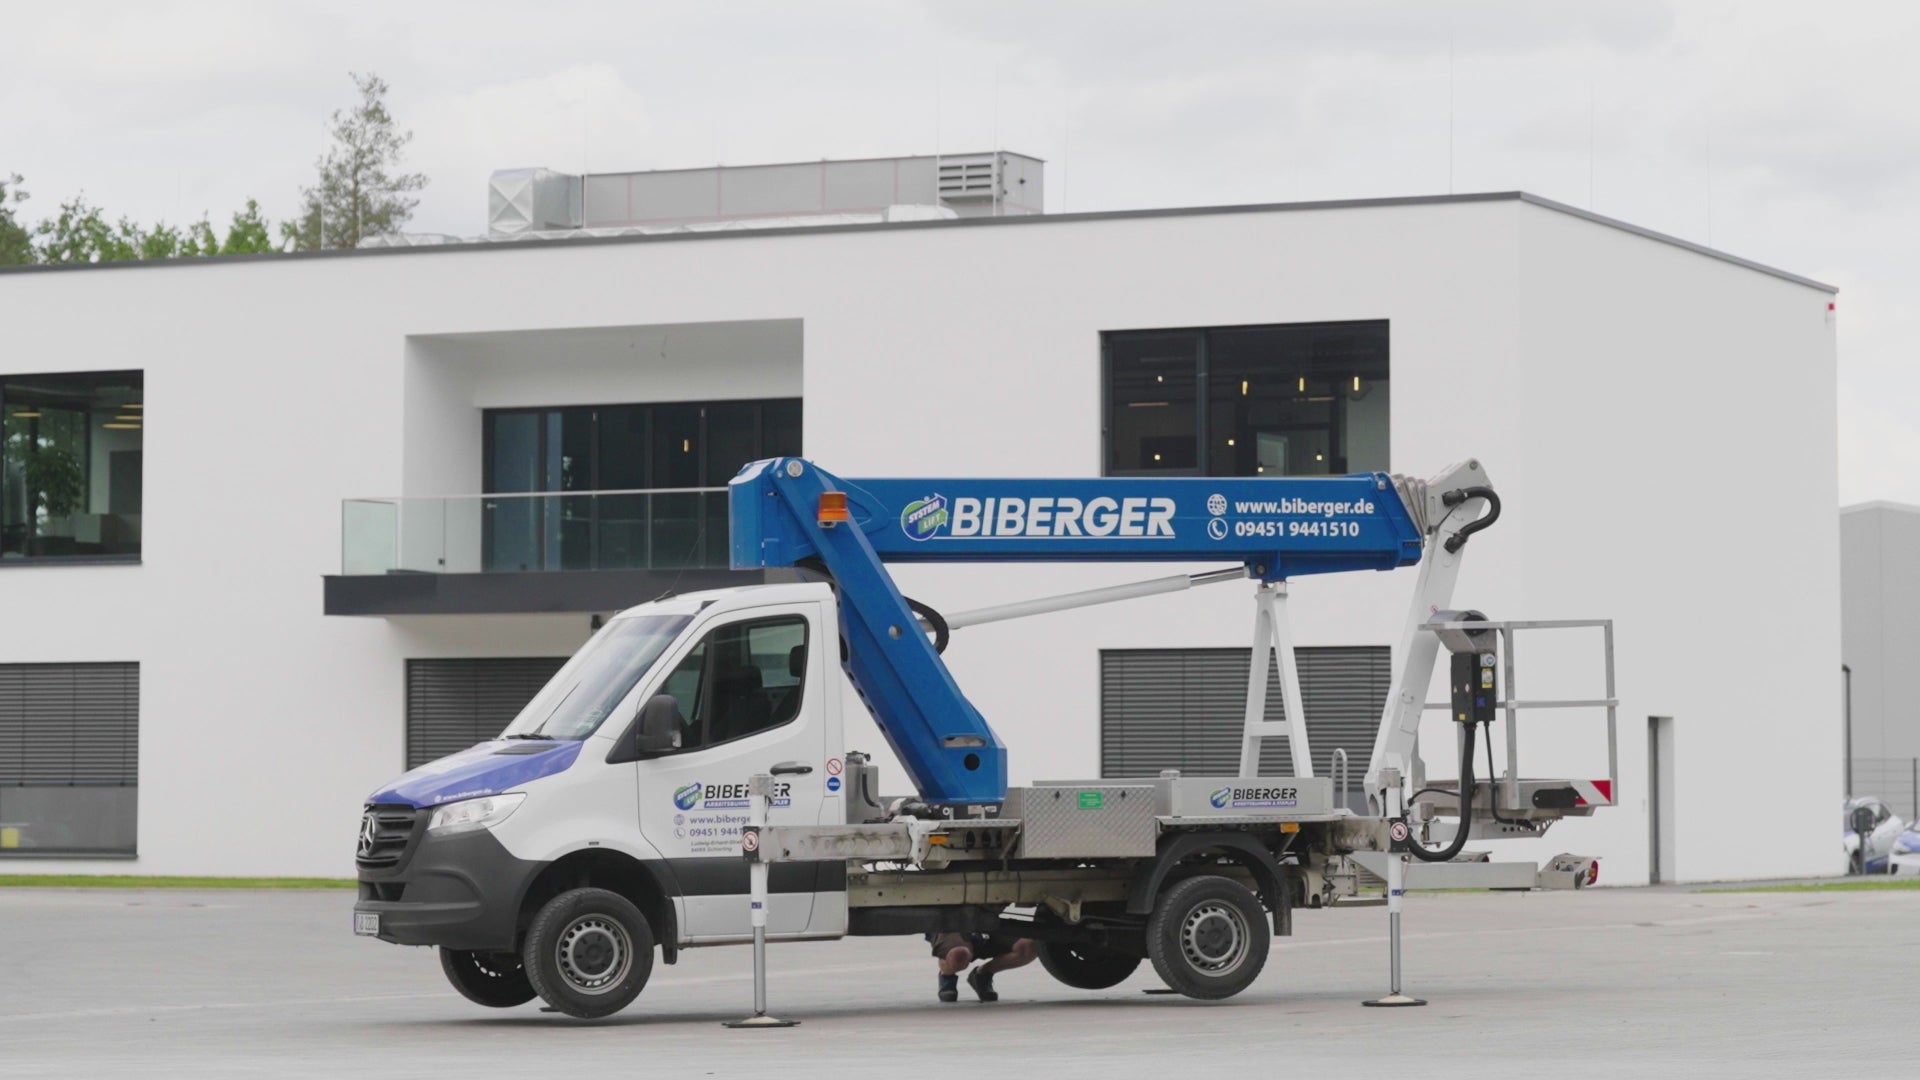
[282,72,428,251]
[23,191,280,264]
[0,174,32,266]
[2,70,428,264]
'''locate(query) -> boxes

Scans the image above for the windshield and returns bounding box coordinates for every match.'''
[499,614,694,740]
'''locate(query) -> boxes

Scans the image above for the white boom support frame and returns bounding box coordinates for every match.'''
[1364,460,1495,810]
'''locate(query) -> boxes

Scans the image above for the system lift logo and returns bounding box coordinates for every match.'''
[673,783,703,811]
[901,495,949,542]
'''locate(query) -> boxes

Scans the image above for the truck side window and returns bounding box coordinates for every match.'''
[659,616,808,751]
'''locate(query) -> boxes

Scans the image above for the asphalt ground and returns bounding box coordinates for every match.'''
[0,884,1911,1079]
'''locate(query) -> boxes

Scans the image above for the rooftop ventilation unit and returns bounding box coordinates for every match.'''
[488,168,583,236]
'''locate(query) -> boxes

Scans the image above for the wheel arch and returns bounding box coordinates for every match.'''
[1127,831,1291,936]
[518,848,681,963]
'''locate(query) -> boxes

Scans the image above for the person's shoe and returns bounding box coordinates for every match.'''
[937,973,959,1003]
[967,966,999,1002]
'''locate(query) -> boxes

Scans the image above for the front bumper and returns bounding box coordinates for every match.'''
[355,824,545,951]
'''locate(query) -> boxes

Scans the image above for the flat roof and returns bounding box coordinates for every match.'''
[0,190,1836,293]
[1842,501,1920,516]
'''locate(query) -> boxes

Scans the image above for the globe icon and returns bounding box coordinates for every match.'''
[1207,493,1227,516]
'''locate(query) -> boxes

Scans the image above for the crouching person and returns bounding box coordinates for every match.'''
[929,931,1035,1003]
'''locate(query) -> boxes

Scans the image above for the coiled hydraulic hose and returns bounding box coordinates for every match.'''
[1441,486,1502,554]
[795,556,951,654]
[1406,721,1477,862]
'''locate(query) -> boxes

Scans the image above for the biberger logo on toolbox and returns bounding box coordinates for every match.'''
[1208,786,1300,809]
[905,494,1179,540]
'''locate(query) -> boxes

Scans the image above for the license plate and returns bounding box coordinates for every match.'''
[354,912,380,936]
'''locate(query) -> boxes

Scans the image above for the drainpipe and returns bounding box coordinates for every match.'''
[1842,663,1853,796]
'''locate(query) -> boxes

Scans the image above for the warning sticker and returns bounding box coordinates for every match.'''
[826,757,843,776]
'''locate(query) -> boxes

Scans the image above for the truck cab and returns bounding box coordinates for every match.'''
[355,583,852,1011]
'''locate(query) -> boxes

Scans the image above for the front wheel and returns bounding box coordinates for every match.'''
[440,947,536,1008]
[1146,875,1270,1000]
[523,887,655,1018]
[1036,940,1142,990]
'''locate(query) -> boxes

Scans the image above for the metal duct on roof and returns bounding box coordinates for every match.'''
[488,168,583,236]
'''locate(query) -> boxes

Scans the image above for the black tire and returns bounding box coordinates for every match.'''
[522,887,655,1019]
[1145,875,1269,1001]
[1036,940,1142,990]
[439,947,537,1008]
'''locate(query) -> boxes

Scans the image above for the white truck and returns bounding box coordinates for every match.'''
[353,457,1614,1018]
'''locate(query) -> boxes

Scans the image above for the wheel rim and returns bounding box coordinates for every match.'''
[555,915,632,995]
[1180,901,1250,976]
[471,952,521,980]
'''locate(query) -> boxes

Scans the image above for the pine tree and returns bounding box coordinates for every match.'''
[281,73,429,251]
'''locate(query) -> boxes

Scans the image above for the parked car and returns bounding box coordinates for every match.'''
[1844,796,1905,874]
[1887,816,1920,875]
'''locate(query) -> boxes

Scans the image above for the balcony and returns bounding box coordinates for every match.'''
[322,489,788,616]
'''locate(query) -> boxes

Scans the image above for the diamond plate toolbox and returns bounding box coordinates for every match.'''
[1003,782,1158,858]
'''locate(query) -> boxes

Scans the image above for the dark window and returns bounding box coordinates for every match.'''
[0,662,139,856]
[1,370,144,562]
[481,398,801,572]
[657,616,809,751]
[1100,646,1389,804]
[1103,323,1387,477]
[405,658,568,769]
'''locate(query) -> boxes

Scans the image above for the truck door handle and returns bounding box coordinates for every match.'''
[770,761,814,776]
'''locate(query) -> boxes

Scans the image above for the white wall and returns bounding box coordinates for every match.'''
[0,197,1837,881]
[1842,504,1920,763]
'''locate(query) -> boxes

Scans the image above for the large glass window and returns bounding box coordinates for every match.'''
[481,398,801,572]
[1104,323,1387,477]
[0,371,143,561]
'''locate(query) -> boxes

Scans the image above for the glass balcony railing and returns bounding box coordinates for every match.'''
[340,488,734,575]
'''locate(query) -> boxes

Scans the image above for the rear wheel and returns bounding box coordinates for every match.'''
[439,947,536,1008]
[1035,940,1141,990]
[1146,875,1269,1000]
[523,887,654,1018]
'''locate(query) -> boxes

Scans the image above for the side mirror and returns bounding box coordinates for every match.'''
[635,694,683,752]
[606,694,684,764]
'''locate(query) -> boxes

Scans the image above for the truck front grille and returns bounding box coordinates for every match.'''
[356,804,423,872]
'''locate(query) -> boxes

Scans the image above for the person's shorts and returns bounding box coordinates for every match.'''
[929,932,1020,962]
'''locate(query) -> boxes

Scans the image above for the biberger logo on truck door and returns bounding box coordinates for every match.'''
[901,493,1179,540]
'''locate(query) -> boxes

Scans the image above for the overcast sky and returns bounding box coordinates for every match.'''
[2,1,1912,504]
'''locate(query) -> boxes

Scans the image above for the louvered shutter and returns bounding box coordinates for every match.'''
[0,662,139,786]
[1101,647,1388,785]
[405,658,568,769]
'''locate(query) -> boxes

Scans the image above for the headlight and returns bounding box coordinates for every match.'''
[427,792,526,835]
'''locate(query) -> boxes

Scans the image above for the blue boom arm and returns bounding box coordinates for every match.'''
[729,458,1424,805]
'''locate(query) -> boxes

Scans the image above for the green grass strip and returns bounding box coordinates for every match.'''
[0,875,353,889]
[1701,878,1920,893]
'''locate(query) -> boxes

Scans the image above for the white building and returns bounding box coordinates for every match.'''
[1841,501,1920,814]
[0,159,1841,882]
